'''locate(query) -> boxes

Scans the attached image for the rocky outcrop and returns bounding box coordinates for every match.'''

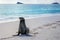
[17,2,23,4]
[52,2,59,4]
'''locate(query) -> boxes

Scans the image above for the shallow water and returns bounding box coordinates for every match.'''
[0,4,60,20]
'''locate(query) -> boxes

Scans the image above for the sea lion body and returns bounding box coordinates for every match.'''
[17,17,29,35]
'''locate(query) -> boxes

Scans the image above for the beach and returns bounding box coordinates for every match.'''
[0,14,60,40]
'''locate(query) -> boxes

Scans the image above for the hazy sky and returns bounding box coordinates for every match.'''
[0,0,60,4]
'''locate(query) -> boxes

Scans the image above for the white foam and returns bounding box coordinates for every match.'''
[0,13,60,23]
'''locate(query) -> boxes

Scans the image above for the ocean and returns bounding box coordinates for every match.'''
[0,4,60,21]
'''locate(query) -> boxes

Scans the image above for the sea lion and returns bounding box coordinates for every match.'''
[17,17,29,36]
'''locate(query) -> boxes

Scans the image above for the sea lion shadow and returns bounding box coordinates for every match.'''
[18,34,33,37]
[13,34,33,37]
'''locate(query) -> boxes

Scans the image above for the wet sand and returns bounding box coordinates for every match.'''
[0,15,60,40]
[1,21,60,40]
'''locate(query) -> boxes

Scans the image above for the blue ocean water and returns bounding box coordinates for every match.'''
[0,4,60,20]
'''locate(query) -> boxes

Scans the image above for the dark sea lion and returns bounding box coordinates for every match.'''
[17,17,29,36]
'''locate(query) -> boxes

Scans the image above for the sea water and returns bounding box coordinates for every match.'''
[0,4,60,21]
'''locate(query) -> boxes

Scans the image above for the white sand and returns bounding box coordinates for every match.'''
[0,14,60,40]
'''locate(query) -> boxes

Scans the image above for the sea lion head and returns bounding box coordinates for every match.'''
[19,17,25,21]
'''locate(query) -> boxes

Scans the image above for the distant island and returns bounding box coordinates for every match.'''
[17,2,23,4]
[52,2,59,4]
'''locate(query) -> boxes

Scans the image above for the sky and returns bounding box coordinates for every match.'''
[0,0,60,4]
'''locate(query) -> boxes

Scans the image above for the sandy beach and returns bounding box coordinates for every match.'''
[0,14,60,40]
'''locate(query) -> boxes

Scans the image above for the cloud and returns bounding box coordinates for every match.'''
[18,0,37,4]
[0,0,17,4]
[17,0,60,4]
[0,0,60,4]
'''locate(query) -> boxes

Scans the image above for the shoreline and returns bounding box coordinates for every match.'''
[0,14,60,23]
